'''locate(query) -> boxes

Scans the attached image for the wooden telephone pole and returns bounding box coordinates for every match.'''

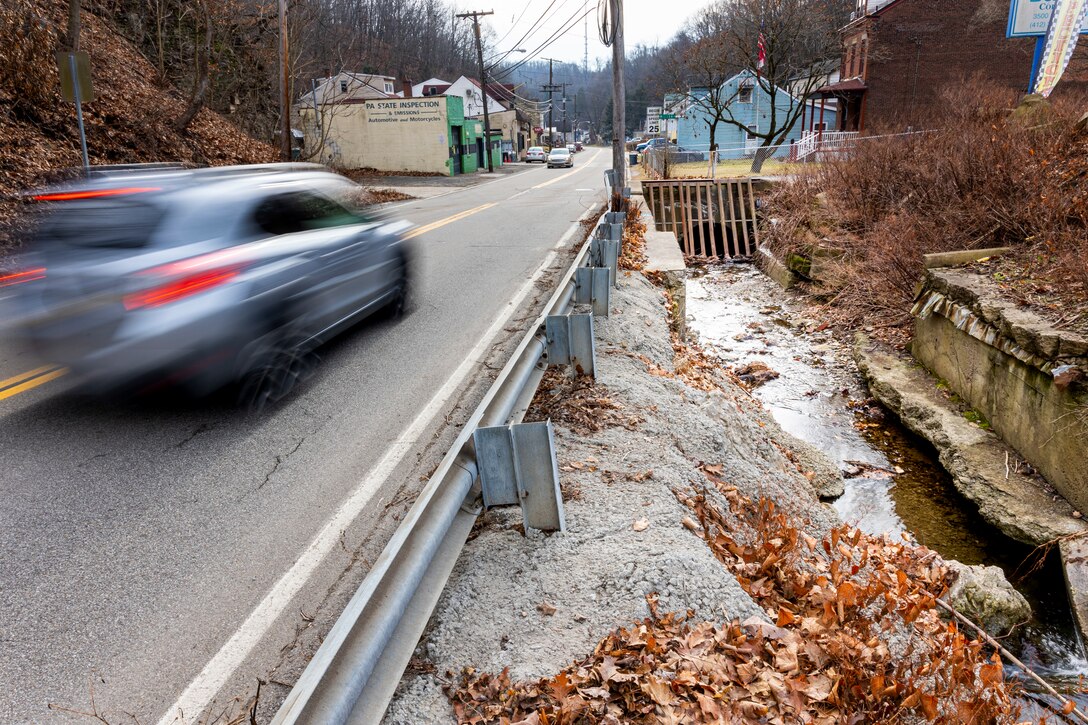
[610,0,625,210]
[278,0,291,161]
[458,10,495,172]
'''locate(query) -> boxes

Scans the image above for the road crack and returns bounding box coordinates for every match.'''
[174,422,217,449]
[257,438,305,491]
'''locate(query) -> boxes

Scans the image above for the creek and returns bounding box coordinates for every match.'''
[685,264,1086,699]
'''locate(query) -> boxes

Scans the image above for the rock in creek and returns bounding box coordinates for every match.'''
[734,361,780,388]
[944,560,1032,637]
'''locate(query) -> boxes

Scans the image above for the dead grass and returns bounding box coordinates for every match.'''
[669,158,806,179]
[763,77,1088,339]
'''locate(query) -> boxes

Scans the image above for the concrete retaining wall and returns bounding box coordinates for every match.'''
[911,269,1088,514]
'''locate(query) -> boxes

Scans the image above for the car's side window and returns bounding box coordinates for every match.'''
[294,192,358,230]
[254,189,361,238]
[254,194,306,236]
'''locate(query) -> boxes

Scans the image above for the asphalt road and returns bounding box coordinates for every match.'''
[0,149,611,723]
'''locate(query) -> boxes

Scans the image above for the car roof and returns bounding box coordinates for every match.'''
[30,163,348,202]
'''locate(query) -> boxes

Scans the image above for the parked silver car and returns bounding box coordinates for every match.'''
[525,146,547,163]
[3,163,412,407]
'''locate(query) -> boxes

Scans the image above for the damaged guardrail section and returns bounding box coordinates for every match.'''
[270,178,632,725]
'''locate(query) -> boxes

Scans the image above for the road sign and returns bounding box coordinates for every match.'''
[646,106,661,136]
[660,113,676,120]
[56,51,94,103]
[1008,0,1088,37]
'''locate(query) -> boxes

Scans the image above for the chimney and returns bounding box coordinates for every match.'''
[402,79,413,97]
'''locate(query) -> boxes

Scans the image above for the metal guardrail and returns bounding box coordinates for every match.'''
[270,181,627,725]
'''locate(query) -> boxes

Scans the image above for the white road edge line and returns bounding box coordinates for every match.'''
[156,177,608,725]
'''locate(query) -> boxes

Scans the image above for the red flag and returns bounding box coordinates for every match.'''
[757,32,767,76]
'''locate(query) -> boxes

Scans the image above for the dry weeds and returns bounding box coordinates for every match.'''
[764,77,1088,341]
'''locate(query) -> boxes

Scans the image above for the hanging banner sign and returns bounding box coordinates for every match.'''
[1034,0,1088,95]
[1008,0,1088,37]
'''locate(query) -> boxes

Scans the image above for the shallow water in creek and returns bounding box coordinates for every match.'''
[685,264,1086,695]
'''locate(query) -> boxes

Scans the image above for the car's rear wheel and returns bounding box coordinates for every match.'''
[237,329,319,413]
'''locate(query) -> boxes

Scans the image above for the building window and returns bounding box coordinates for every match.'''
[340,80,348,93]
[746,125,758,140]
[860,39,868,78]
[738,83,753,104]
[384,82,394,93]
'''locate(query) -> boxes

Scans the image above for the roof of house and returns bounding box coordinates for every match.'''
[298,71,398,106]
[816,78,868,95]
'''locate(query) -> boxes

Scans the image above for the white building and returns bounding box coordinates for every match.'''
[411,76,510,116]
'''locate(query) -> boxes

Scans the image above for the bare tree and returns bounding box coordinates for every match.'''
[175,0,211,131]
[660,5,740,175]
[712,0,848,172]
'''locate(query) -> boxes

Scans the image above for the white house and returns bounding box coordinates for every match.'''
[301,72,400,107]
[416,76,511,116]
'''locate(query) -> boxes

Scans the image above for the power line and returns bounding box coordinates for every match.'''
[489,2,595,81]
[486,0,568,69]
[489,0,592,74]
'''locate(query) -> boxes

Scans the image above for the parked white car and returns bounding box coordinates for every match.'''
[525,147,547,163]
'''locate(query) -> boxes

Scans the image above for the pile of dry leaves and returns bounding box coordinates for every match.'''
[446,466,1024,724]
[526,368,642,435]
[619,198,648,272]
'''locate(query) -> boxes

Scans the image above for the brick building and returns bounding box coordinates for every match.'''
[816,0,1048,132]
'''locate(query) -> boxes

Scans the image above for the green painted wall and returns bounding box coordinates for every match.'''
[441,97,502,174]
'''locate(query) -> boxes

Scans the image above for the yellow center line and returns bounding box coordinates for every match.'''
[0,365,57,390]
[403,202,497,240]
[0,366,67,401]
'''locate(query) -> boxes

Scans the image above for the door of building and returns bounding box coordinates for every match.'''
[476,138,485,168]
[450,126,463,174]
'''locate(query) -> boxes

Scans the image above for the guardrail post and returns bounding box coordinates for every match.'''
[590,237,620,288]
[545,313,595,377]
[575,267,611,317]
[605,211,626,225]
[474,421,565,532]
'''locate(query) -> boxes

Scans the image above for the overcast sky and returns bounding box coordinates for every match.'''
[461,0,709,68]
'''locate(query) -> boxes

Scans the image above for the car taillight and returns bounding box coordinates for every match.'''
[0,268,46,288]
[124,253,245,310]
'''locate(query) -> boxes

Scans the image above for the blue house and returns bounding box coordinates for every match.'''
[675,70,838,160]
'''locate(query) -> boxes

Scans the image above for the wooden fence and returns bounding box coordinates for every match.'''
[642,178,760,259]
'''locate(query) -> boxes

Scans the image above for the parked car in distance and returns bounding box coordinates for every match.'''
[574,142,584,152]
[4,163,413,409]
[664,146,705,164]
[547,148,573,168]
[636,137,672,153]
[525,147,547,163]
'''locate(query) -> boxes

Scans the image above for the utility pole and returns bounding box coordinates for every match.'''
[458,10,495,172]
[548,81,570,144]
[541,58,559,147]
[278,0,291,161]
[610,0,625,210]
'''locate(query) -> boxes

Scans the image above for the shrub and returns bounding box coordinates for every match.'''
[765,77,1088,330]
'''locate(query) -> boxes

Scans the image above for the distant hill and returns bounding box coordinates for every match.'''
[0,0,277,250]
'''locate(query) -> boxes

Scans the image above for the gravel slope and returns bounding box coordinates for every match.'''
[384,268,840,723]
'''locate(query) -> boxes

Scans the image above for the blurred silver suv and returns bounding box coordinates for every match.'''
[3,163,412,407]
